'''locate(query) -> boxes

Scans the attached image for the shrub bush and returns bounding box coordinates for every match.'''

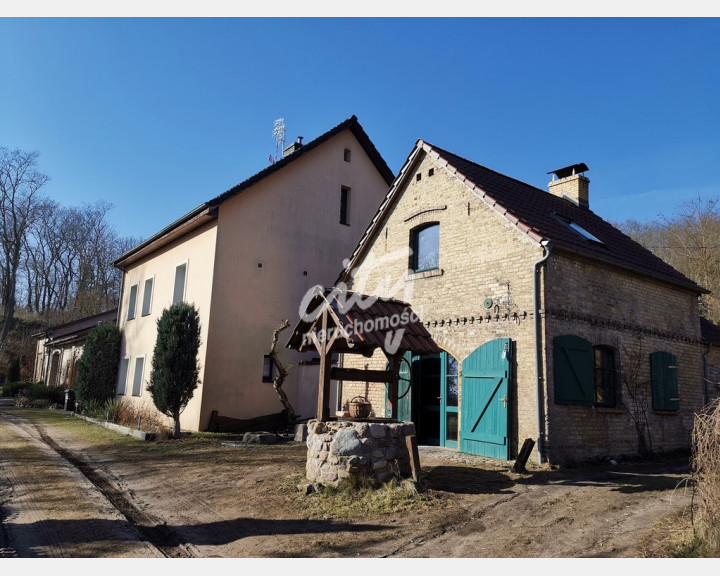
[148,302,201,439]
[75,322,121,406]
[1,380,35,398]
[691,397,720,556]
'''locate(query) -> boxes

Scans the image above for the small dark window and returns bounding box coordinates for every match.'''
[340,186,350,225]
[303,270,308,276]
[344,148,351,162]
[429,168,435,177]
[262,355,274,383]
[410,223,439,272]
[416,173,422,182]
[257,262,263,269]
[594,346,618,407]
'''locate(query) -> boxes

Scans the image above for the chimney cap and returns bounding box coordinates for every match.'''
[548,163,589,179]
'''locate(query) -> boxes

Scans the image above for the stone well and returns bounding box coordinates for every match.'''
[305,419,416,486]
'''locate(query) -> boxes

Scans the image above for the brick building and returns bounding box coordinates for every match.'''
[334,139,713,465]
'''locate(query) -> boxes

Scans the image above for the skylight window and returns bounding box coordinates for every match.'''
[554,215,604,245]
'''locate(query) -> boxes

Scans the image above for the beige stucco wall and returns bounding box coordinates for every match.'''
[33,338,46,382]
[342,150,543,458]
[116,221,218,431]
[199,129,390,430]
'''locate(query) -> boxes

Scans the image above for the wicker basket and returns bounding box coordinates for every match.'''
[349,396,371,419]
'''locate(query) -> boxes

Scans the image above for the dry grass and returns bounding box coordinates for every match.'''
[691,397,720,556]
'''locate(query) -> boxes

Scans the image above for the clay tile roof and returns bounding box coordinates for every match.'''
[701,317,720,345]
[34,309,118,344]
[286,286,440,356]
[426,143,706,294]
[340,140,706,295]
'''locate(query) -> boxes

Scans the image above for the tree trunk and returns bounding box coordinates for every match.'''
[173,409,181,439]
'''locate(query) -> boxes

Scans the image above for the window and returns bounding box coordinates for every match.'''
[141,277,154,316]
[555,336,622,407]
[131,356,145,397]
[173,262,187,304]
[344,148,351,162]
[127,284,138,321]
[262,355,274,383]
[554,214,604,245]
[117,357,130,395]
[553,335,594,406]
[410,223,439,272]
[650,351,679,411]
[594,346,618,407]
[340,186,350,225]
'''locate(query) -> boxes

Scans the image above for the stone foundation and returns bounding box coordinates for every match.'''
[305,419,416,485]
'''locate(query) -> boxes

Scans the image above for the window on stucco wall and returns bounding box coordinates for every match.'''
[127,284,138,321]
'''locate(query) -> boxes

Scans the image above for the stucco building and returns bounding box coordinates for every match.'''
[32,309,118,389]
[113,116,394,432]
[335,139,713,465]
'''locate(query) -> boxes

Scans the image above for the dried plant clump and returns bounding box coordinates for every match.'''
[691,397,720,556]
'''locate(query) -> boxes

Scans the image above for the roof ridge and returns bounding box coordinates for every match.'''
[424,141,549,196]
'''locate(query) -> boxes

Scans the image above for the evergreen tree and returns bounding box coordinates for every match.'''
[5,355,21,384]
[75,322,121,405]
[148,302,201,439]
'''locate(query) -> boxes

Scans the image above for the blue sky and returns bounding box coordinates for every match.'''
[2,15,720,242]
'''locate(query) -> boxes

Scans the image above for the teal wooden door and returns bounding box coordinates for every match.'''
[460,338,511,459]
[387,351,459,449]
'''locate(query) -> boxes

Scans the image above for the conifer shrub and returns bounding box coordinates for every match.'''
[74,322,121,406]
[148,302,201,439]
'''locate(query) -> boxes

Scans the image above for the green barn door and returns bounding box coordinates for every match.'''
[460,338,511,459]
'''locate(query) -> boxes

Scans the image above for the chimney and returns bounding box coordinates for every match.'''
[547,163,590,208]
[283,136,304,158]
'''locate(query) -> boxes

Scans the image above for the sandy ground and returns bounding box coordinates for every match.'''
[0,406,694,559]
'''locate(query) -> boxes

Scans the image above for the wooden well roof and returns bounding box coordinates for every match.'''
[286,285,440,356]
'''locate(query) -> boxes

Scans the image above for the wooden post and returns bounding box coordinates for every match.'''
[511,438,536,473]
[385,352,401,420]
[316,307,332,422]
[405,434,421,482]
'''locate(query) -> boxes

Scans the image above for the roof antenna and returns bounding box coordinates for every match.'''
[271,118,286,164]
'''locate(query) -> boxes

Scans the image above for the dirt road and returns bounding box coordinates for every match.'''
[0,407,693,558]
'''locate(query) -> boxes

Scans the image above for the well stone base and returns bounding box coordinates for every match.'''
[305,419,416,486]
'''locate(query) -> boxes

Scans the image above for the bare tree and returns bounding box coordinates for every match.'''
[621,341,653,458]
[618,196,720,323]
[0,148,49,347]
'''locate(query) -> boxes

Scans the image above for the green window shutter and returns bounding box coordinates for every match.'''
[650,351,679,411]
[553,335,594,406]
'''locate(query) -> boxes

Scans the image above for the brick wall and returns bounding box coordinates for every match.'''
[341,150,706,464]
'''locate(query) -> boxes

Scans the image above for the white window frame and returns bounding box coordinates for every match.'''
[127,283,138,321]
[131,356,145,397]
[117,356,130,395]
[173,261,188,305]
[141,276,155,317]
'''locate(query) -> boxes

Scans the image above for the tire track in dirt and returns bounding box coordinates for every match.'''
[0,409,193,558]
[32,422,195,558]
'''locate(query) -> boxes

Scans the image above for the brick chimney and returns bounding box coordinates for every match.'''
[283,136,304,158]
[547,163,589,208]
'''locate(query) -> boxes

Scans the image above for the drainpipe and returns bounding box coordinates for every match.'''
[702,342,711,407]
[534,240,552,465]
